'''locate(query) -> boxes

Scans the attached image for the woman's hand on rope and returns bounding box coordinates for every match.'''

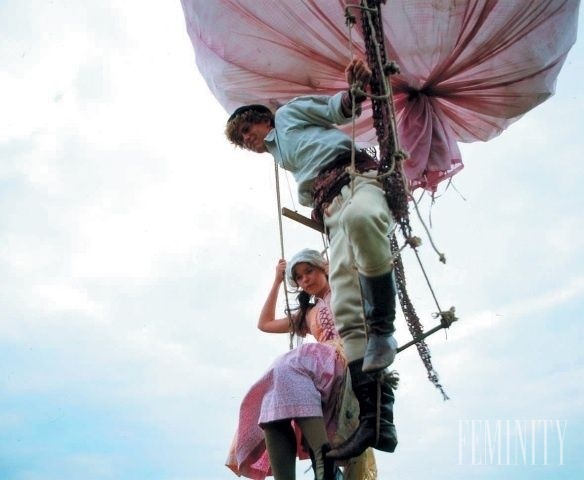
[275,258,287,284]
[258,258,294,335]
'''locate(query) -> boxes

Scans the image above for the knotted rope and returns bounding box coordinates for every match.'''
[344,0,456,398]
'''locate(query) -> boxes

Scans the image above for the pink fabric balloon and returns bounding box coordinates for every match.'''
[181,0,579,191]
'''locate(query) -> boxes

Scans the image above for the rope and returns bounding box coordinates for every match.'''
[346,0,454,398]
[412,247,442,313]
[409,193,446,263]
[273,161,295,350]
[375,374,381,444]
[283,169,297,212]
[349,2,446,263]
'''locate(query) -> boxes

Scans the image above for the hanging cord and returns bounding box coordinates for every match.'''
[273,161,295,350]
[344,9,359,196]
[409,194,446,263]
[282,169,298,213]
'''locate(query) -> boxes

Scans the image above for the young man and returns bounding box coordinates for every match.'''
[225,58,398,461]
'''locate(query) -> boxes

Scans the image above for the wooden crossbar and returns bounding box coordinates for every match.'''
[281,207,324,233]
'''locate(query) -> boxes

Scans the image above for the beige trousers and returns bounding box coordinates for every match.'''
[323,172,395,362]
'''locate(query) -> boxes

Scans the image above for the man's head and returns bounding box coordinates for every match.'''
[225,104,274,153]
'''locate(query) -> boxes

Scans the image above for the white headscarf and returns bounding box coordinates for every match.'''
[285,248,328,288]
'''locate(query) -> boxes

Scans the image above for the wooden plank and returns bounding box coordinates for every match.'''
[281,207,324,233]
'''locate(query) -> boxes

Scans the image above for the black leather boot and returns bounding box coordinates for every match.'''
[359,271,398,372]
[327,359,397,461]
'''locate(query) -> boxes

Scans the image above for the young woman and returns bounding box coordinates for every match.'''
[225,249,379,480]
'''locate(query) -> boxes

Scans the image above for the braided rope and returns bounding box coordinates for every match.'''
[391,236,450,400]
[348,0,451,398]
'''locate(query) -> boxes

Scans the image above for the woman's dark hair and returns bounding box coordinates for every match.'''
[291,290,314,336]
[285,261,329,337]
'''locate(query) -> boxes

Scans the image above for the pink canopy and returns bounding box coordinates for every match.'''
[180,0,579,191]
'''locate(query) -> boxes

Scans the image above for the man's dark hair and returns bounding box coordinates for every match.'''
[225,104,274,147]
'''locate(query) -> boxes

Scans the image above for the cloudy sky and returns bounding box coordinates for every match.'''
[1,1,582,479]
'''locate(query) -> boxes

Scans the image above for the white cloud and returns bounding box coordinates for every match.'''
[36,283,102,316]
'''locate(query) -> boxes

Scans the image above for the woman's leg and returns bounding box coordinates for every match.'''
[263,420,297,480]
[296,417,335,480]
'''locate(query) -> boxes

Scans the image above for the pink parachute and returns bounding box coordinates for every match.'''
[180,0,579,191]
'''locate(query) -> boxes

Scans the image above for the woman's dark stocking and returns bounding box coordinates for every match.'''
[263,420,297,480]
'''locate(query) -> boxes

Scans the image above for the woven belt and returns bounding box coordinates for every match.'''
[311,150,378,225]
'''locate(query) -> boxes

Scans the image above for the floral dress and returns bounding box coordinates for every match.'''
[225,294,346,479]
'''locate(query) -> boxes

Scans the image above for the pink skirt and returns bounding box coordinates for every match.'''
[226,342,345,479]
